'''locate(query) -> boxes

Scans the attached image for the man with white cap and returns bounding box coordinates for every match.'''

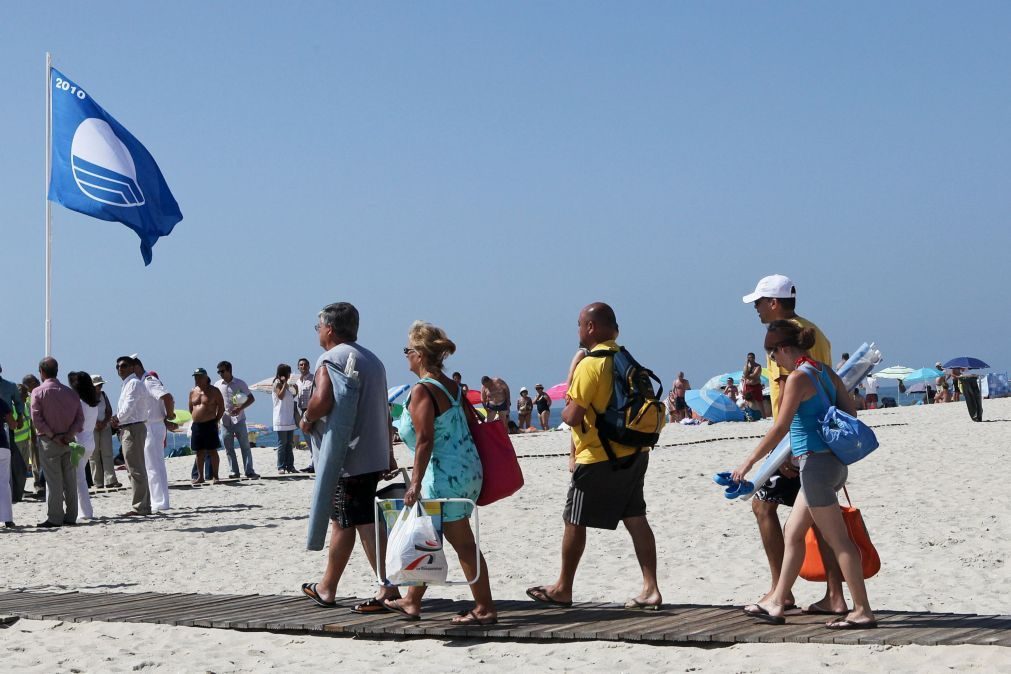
[742,274,846,615]
[89,374,120,489]
[133,356,173,512]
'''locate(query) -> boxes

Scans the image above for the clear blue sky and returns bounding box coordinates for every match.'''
[3,2,1010,423]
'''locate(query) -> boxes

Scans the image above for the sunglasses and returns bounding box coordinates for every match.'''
[217,369,226,374]
[403,348,417,355]
[765,341,789,359]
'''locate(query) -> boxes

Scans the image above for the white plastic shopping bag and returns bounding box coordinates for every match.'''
[385,503,448,585]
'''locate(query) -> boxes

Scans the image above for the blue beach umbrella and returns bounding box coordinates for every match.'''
[684,389,746,423]
[702,370,769,390]
[902,368,944,387]
[942,357,990,370]
[387,384,411,402]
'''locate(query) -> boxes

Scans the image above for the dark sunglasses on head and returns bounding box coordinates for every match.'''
[403,348,416,355]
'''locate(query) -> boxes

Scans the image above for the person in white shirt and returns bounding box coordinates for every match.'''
[863,375,879,410]
[295,358,315,472]
[69,372,102,520]
[135,358,174,512]
[272,364,298,474]
[214,361,258,479]
[111,356,151,516]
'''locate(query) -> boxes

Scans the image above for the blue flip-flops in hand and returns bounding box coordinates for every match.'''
[712,471,754,499]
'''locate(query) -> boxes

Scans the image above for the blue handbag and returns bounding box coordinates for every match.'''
[800,365,879,465]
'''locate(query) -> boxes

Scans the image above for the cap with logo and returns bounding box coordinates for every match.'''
[742,274,796,304]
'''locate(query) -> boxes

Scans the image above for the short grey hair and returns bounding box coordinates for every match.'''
[318,302,359,341]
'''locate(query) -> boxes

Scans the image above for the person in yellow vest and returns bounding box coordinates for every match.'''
[742,275,847,616]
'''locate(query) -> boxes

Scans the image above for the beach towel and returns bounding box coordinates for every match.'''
[305,359,360,551]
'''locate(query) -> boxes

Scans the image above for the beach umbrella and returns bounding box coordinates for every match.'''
[684,389,746,423]
[465,389,484,405]
[942,357,990,370]
[545,382,568,400]
[872,365,914,380]
[388,384,410,402]
[250,377,274,393]
[902,368,945,387]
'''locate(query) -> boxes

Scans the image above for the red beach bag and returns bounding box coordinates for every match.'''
[799,487,881,581]
[461,399,524,506]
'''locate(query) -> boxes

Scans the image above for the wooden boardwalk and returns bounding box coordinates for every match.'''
[1,591,1008,647]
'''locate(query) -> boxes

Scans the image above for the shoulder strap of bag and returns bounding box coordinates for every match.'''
[842,484,853,508]
[799,364,834,411]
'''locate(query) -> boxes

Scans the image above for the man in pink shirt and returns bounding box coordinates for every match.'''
[30,357,84,528]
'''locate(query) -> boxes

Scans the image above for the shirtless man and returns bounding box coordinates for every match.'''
[672,372,690,422]
[480,376,511,429]
[189,368,225,484]
[742,353,765,416]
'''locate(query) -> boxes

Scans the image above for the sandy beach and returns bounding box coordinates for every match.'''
[2,399,1009,672]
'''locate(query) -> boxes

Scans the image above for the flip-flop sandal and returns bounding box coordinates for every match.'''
[624,598,662,611]
[746,605,786,625]
[351,597,391,615]
[383,599,421,621]
[745,601,796,616]
[826,619,878,630]
[301,583,337,608]
[525,586,573,608]
[803,604,848,615]
[451,610,498,626]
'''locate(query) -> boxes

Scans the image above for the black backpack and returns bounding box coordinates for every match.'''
[586,346,667,470]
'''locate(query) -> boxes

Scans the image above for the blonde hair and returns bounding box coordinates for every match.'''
[408,321,457,369]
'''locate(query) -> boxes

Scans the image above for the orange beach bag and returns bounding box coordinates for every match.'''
[799,486,880,581]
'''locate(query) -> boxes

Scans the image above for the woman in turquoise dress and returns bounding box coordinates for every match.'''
[385,321,496,626]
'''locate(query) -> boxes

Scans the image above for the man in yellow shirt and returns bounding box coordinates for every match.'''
[526,303,662,611]
[742,275,846,615]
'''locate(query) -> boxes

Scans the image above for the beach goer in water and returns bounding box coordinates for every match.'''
[534,384,552,430]
[742,353,765,417]
[0,397,14,527]
[294,358,315,473]
[189,369,224,484]
[732,320,876,629]
[384,321,495,625]
[32,357,84,527]
[672,372,690,422]
[723,377,739,402]
[136,359,173,513]
[300,302,403,614]
[743,274,846,615]
[113,356,151,517]
[68,372,101,520]
[90,375,119,489]
[527,303,662,611]
[215,361,258,479]
[480,375,511,429]
[272,364,298,473]
[517,388,533,429]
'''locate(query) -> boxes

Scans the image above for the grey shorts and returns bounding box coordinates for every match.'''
[798,451,847,507]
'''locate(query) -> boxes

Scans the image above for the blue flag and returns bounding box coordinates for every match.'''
[48,68,182,265]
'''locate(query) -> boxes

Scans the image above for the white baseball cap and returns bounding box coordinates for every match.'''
[742,275,796,304]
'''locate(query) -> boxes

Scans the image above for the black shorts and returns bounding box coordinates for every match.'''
[191,420,221,451]
[755,470,800,507]
[563,452,648,530]
[674,397,688,411]
[331,471,383,529]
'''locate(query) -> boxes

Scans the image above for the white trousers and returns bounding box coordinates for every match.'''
[75,444,95,519]
[0,447,12,523]
[144,422,170,511]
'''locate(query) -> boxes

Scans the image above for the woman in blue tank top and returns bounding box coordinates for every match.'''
[731,320,876,630]
[384,321,497,626]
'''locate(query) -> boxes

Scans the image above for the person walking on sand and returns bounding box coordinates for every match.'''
[215,361,258,479]
[517,387,534,429]
[527,303,662,611]
[189,368,224,484]
[112,356,151,517]
[732,320,876,630]
[30,357,84,528]
[299,302,403,615]
[742,274,847,616]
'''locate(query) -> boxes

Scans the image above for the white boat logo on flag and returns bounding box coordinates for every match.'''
[70,118,145,207]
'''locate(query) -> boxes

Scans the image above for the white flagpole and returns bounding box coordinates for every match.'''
[44,51,52,356]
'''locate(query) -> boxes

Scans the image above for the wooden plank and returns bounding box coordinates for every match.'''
[634,605,729,641]
[49,593,168,622]
[187,596,290,628]
[153,594,269,627]
[98,593,224,623]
